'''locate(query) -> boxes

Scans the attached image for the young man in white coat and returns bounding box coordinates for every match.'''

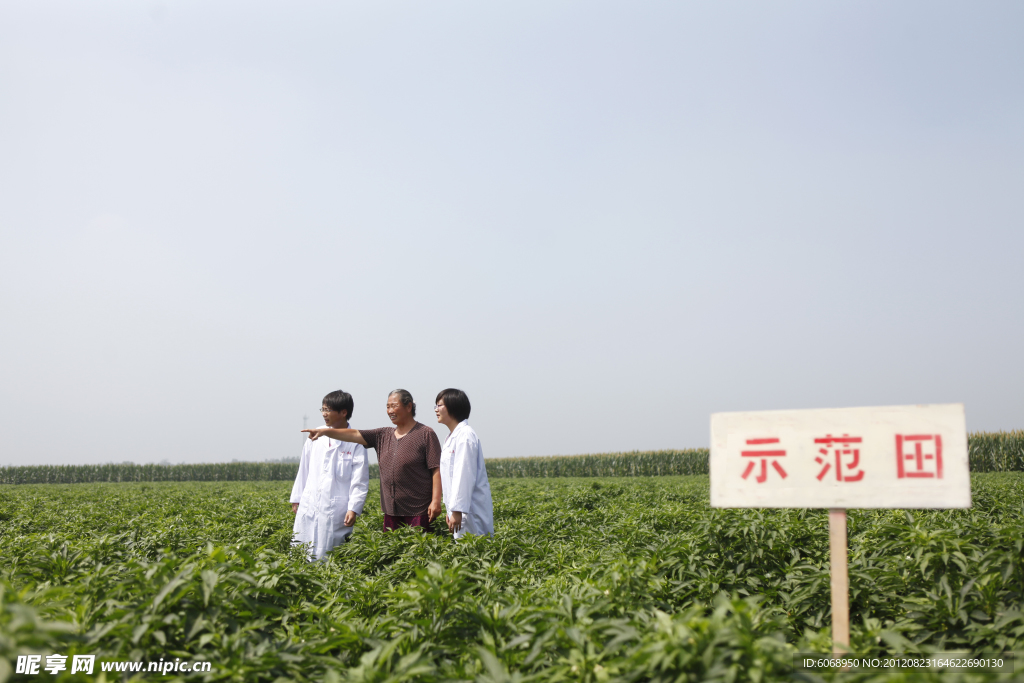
[290,390,369,560]
[434,388,494,539]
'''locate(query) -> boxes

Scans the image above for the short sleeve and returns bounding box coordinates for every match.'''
[424,427,441,469]
[360,428,386,451]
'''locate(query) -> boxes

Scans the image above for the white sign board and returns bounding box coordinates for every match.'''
[710,404,970,509]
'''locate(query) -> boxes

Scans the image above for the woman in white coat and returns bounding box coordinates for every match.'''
[434,388,493,539]
[290,390,370,559]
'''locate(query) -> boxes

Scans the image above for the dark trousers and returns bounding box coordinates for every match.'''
[383,513,431,532]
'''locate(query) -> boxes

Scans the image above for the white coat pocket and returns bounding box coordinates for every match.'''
[336,452,353,477]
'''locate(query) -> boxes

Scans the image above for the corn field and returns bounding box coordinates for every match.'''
[1,432,1021,484]
[967,430,1024,472]
[484,448,710,478]
[0,451,707,485]
[0,462,303,485]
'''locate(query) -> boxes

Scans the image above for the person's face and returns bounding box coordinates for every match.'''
[321,403,348,429]
[386,395,412,424]
[434,400,450,424]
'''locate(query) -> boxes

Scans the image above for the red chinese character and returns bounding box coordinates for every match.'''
[895,434,943,479]
[813,434,865,482]
[741,437,787,483]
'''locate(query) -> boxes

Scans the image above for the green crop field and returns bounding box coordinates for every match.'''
[2,474,1022,682]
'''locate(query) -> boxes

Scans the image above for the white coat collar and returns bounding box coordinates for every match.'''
[444,420,469,448]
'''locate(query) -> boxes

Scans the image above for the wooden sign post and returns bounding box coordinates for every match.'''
[829,509,849,653]
[710,404,970,654]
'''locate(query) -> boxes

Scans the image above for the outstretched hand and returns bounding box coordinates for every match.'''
[301,428,329,441]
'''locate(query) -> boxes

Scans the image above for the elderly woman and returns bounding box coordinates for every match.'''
[434,388,494,539]
[304,389,442,532]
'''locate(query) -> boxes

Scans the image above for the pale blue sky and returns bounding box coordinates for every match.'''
[1,1,1021,465]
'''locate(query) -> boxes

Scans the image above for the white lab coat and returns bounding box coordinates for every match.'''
[440,420,494,539]
[290,427,369,559]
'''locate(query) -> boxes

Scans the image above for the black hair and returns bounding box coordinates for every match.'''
[322,390,354,419]
[435,388,471,422]
[388,389,416,418]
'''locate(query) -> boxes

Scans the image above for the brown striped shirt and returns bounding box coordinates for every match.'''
[360,423,441,516]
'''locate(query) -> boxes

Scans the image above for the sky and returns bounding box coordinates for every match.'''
[0,1,1021,466]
